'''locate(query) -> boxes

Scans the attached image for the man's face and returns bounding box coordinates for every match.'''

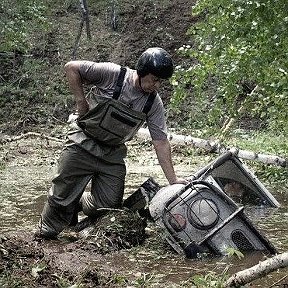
[140,73,161,93]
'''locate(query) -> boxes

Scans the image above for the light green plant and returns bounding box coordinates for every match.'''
[31,263,46,278]
[0,0,50,53]
[226,247,244,259]
[132,273,156,287]
[171,0,288,134]
[189,269,229,288]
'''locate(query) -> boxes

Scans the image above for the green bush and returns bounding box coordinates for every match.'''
[0,0,50,53]
[171,0,288,134]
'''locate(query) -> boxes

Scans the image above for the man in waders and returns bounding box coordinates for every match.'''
[36,47,188,239]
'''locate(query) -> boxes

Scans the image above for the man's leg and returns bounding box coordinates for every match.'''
[38,145,94,238]
[81,160,126,217]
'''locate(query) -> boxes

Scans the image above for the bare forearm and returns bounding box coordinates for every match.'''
[153,139,189,185]
[64,61,89,116]
[152,139,178,184]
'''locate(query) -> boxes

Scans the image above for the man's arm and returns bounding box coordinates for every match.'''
[152,139,189,185]
[64,61,89,116]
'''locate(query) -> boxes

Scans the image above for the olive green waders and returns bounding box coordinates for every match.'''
[39,144,126,238]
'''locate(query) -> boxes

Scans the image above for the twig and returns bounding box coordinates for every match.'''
[50,115,67,124]
[72,0,91,59]
[0,132,64,144]
[268,274,288,288]
[220,85,259,137]
[96,207,125,213]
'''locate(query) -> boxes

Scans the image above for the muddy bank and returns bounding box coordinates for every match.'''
[0,128,288,287]
[0,210,149,288]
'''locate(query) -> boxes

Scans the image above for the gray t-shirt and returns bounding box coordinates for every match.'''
[67,62,168,163]
[80,61,168,140]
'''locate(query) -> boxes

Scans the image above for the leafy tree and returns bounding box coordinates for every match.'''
[171,0,288,134]
[0,0,49,53]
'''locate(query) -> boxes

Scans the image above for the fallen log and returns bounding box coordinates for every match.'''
[2,128,287,167]
[0,132,64,144]
[224,251,288,287]
[136,128,287,168]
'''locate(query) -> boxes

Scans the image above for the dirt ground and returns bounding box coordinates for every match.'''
[1,131,287,288]
[0,129,205,288]
[0,211,152,288]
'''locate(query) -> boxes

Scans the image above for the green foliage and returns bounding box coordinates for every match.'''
[55,274,85,288]
[189,269,229,288]
[255,163,288,184]
[0,56,72,125]
[111,274,128,285]
[224,130,288,157]
[132,273,155,287]
[226,247,244,259]
[171,0,288,134]
[0,0,50,52]
[183,249,245,287]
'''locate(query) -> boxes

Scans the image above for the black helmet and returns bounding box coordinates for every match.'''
[136,47,174,79]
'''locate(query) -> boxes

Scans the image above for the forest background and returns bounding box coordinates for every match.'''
[0,1,288,287]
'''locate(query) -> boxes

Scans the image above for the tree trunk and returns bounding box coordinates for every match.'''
[224,252,288,287]
[136,128,287,167]
[3,127,287,168]
[72,0,91,59]
[80,0,91,40]
[220,85,259,137]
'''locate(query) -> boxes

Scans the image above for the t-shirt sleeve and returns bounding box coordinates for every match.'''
[79,61,120,88]
[146,94,168,140]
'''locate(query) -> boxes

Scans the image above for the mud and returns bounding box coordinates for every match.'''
[0,127,288,287]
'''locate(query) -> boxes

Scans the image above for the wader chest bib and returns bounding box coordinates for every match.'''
[77,67,155,146]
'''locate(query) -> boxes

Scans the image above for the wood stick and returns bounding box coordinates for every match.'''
[224,252,288,287]
[136,128,287,167]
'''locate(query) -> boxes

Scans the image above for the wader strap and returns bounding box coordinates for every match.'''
[113,67,127,100]
[112,66,155,114]
[143,92,156,115]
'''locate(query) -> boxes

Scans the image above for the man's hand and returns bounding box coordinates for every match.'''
[152,139,190,185]
[171,177,190,185]
[76,99,89,117]
[67,113,79,123]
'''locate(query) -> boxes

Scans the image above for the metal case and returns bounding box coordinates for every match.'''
[149,180,277,258]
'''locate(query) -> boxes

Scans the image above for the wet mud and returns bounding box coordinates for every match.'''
[0,129,287,287]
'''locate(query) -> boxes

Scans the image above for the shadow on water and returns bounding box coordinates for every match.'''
[0,138,287,286]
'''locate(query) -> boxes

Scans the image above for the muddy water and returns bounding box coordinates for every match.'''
[0,136,287,286]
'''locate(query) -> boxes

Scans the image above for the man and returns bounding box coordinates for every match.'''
[36,47,188,239]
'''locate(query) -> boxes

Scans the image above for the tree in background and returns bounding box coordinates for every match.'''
[171,0,288,135]
[0,0,49,53]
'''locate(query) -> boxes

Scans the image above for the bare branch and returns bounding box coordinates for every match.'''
[225,252,288,287]
[0,132,64,144]
[72,0,92,59]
